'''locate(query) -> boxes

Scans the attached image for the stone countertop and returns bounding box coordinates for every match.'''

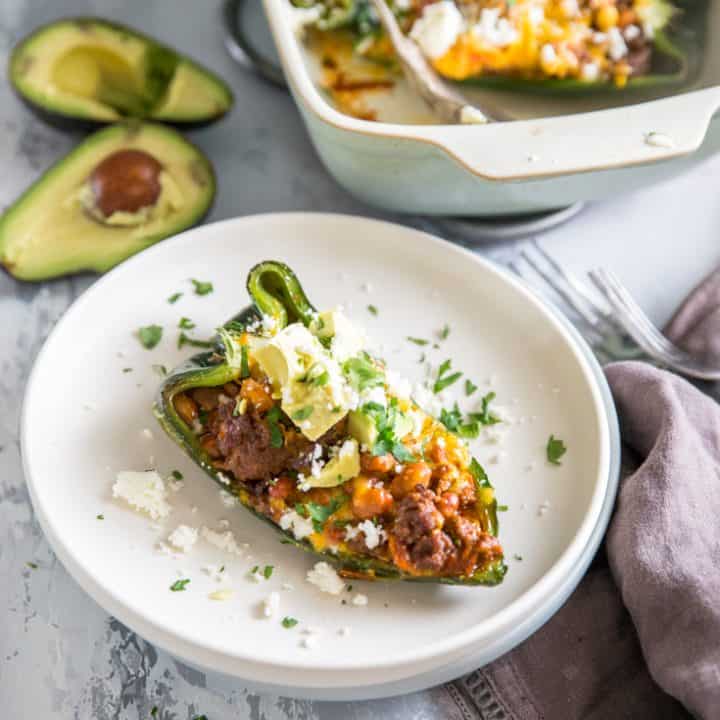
[1,0,719,717]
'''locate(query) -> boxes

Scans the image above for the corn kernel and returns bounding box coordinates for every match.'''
[596,5,619,30]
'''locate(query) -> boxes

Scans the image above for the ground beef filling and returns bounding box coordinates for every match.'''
[174,377,503,577]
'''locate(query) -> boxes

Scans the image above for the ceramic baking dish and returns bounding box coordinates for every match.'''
[262,0,720,217]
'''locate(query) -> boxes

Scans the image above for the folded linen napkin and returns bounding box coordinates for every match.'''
[449,268,720,720]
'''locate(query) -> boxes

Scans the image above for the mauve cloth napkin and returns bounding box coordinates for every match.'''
[448,269,720,720]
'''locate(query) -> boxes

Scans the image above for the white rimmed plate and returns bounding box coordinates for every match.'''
[22,213,619,700]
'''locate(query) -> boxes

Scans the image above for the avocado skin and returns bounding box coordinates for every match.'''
[0,122,216,282]
[8,17,234,127]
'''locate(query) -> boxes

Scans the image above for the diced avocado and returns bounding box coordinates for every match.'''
[303,440,360,489]
[253,324,353,441]
[348,410,378,447]
[9,18,233,125]
[0,123,215,281]
[313,309,365,361]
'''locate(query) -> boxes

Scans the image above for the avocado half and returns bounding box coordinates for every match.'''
[9,18,233,125]
[0,123,215,281]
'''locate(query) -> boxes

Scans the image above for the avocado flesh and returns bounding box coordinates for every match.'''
[0,123,215,281]
[9,19,232,124]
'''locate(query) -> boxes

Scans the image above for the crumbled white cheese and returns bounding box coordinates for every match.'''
[560,0,579,17]
[607,27,628,61]
[346,520,387,550]
[112,470,171,520]
[167,525,198,553]
[592,31,607,44]
[203,564,230,583]
[209,589,234,602]
[280,509,315,540]
[645,131,675,149]
[538,500,551,517]
[200,526,245,555]
[168,478,184,493]
[624,23,641,40]
[306,561,345,595]
[385,370,412,400]
[282,582,294,591]
[338,626,351,637]
[528,4,544,25]
[263,591,280,618]
[581,62,599,82]
[412,382,442,418]
[410,0,464,59]
[471,8,518,48]
[460,105,488,125]
[141,428,154,440]
[289,4,322,37]
[540,43,557,66]
[352,593,369,607]
[301,635,317,649]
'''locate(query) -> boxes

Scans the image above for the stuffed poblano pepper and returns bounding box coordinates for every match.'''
[154,261,506,585]
[290,0,689,91]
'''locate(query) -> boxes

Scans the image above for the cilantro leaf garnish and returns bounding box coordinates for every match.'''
[170,579,190,592]
[138,325,163,350]
[296,495,346,533]
[407,337,429,346]
[342,352,384,392]
[292,406,313,422]
[364,398,417,463]
[440,324,450,340]
[433,359,462,394]
[367,304,378,316]
[266,406,284,448]
[177,332,214,350]
[263,565,274,579]
[96,514,104,520]
[178,317,195,330]
[282,616,299,628]
[439,404,480,439]
[167,292,182,304]
[191,278,213,296]
[171,470,183,480]
[546,435,567,465]
[469,392,501,426]
[465,379,478,396]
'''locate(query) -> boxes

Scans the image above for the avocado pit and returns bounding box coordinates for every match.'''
[90,149,162,218]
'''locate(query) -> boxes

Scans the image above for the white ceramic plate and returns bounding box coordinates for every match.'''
[22,213,619,700]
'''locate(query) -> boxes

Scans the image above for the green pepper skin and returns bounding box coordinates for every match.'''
[154,262,507,587]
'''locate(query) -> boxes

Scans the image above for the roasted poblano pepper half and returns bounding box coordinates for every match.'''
[154,260,506,586]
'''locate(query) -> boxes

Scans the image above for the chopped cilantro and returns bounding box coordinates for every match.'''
[170,579,190,592]
[367,304,378,316]
[152,364,168,376]
[151,707,158,718]
[251,565,259,574]
[292,406,313,422]
[296,496,346,533]
[440,324,450,340]
[469,392,500,426]
[546,435,567,465]
[26,561,38,569]
[282,616,299,629]
[192,716,208,720]
[191,278,213,296]
[407,337,429,346]
[433,359,462,394]
[439,404,479,439]
[364,399,417,463]
[122,367,133,373]
[465,379,478,396]
[96,514,104,520]
[171,470,183,480]
[469,457,490,489]
[513,554,523,561]
[263,565,274,579]
[240,344,250,379]
[497,504,509,512]
[167,292,182,304]
[266,406,284,448]
[178,317,195,330]
[138,325,163,350]
[342,352,384,392]
[177,332,214,350]
[279,539,293,545]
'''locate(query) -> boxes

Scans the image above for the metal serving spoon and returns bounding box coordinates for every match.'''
[368,0,512,123]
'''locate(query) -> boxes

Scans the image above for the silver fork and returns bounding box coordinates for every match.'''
[510,241,720,380]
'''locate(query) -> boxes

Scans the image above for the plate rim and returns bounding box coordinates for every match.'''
[21,212,620,688]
